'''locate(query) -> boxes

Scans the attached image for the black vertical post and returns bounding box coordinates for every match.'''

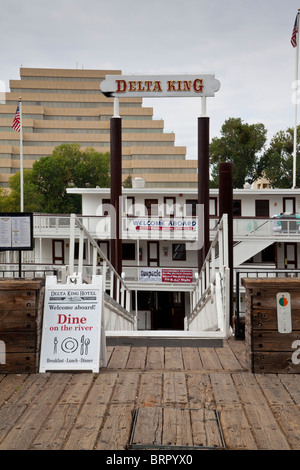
[218,162,233,327]
[198,117,210,272]
[19,250,22,278]
[110,116,122,276]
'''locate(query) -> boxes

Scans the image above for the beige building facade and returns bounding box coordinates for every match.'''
[0,67,197,188]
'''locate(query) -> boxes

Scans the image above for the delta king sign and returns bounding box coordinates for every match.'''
[100,74,220,98]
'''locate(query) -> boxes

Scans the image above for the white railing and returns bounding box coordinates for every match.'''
[186,214,231,337]
[103,293,136,331]
[33,214,300,242]
[34,214,72,235]
[233,216,300,239]
[33,214,199,241]
[69,214,135,331]
[0,263,67,281]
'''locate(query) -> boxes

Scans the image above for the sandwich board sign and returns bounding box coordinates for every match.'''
[39,275,104,373]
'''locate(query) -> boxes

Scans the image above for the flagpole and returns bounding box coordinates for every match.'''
[19,97,23,212]
[293,11,300,189]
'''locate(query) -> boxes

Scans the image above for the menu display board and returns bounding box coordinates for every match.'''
[0,213,33,250]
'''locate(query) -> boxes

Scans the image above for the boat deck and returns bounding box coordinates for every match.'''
[0,337,300,451]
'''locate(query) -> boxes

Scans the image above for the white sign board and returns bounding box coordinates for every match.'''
[39,276,104,373]
[100,74,220,98]
[131,218,197,231]
[139,268,193,283]
[276,292,292,334]
[139,268,162,283]
[0,213,33,250]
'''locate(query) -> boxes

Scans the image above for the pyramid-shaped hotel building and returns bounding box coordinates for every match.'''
[0,67,197,188]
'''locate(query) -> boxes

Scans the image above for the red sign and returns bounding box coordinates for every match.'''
[161,269,193,283]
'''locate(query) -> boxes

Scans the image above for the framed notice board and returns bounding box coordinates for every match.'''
[0,213,33,251]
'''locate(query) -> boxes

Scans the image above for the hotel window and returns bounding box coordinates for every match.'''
[164,197,176,217]
[186,199,197,216]
[122,243,136,260]
[233,200,242,216]
[255,200,269,217]
[145,199,158,216]
[102,198,111,216]
[125,196,135,216]
[209,197,218,216]
[172,243,186,261]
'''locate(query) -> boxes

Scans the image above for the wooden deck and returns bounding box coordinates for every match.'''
[0,337,300,451]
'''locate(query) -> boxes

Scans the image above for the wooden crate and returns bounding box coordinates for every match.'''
[242,278,300,374]
[0,278,45,373]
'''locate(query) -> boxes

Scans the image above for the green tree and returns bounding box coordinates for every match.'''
[4,169,45,212]
[6,144,110,213]
[210,117,267,188]
[123,174,132,188]
[0,187,11,211]
[259,126,300,188]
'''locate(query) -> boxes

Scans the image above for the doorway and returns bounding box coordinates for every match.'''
[52,239,64,264]
[284,243,297,269]
[147,241,159,266]
[135,291,185,330]
[283,197,296,214]
[152,291,185,330]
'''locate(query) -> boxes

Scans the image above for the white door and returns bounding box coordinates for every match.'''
[148,241,159,266]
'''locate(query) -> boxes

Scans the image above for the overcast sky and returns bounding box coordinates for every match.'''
[1,0,300,158]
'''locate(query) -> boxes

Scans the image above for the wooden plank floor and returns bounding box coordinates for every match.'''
[1,337,300,451]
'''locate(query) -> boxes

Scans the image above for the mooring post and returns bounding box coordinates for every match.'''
[218,161,233,327]
[110,98,122,276]
[198,115,210,272]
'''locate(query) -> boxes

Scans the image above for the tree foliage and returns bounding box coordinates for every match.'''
[259,126,300,188]
[123,174,132,188]
[209,117,267,188]
[0,187,11,212]
[8,170,45,211]
[2,144,110,213]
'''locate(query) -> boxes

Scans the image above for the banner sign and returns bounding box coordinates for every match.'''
[39,276,103,373]
[139,268,162,283]
[162,269,193,283]
[139,268,193,283]
[131,218,196,231]
[0,212,33,250]
[101,74,220,98]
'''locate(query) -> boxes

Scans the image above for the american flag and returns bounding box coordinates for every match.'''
[12,105,21,132]
[291,13,299,48]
